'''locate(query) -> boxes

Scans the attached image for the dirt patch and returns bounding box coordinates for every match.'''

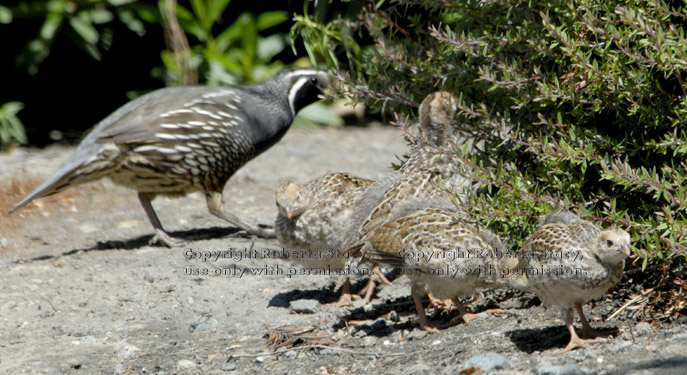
[1,125,685,375]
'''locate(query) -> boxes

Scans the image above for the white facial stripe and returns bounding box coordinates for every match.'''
[282,69,318,81]
[288,77,311,116]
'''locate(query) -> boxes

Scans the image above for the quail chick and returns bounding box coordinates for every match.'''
[275,173,374,306]
[344,92,470,303]
[347,206,518,331]
[10,68,329,247]
[355,91,469,242]
[519,212,631,352]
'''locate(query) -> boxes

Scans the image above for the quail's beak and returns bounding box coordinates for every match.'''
[284,207,294,219]
[620,244,631,257]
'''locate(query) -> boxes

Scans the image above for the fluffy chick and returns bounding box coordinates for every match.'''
[519,212,631,352]
[275,173,374,306]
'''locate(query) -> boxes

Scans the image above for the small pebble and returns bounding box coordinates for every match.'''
[221,362,237,371]
[177,359,196,370]
[361,336,377,347]
[616,340,632,348]
[406,329,428,341]
[460,352,512,372]
[390,330,403,342]
[192,317,218,332]
[353,329,368,338]
[634,322,652,336]
[290,299,321,314]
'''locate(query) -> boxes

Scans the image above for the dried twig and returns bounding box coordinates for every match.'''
[607,287,655,321]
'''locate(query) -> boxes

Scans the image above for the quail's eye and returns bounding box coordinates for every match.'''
[605,239,614,247]
[310,77,318,85]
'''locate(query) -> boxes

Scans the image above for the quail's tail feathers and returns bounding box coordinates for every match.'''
[8,144,115,214]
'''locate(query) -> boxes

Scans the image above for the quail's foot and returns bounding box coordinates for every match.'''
[150,229,187,248]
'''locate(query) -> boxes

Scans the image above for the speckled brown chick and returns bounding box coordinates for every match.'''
[275,173,374,306]
[346,206,518,331]
[518,212,631,352]
[344,91,471,304]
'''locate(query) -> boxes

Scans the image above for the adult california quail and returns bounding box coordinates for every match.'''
[518,212,631,352]
[10,68,330,247]
[275,172,374,306]
[346,206,519,331]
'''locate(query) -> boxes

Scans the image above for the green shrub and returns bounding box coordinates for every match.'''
[293,0,687,270]
[0,102,27,151]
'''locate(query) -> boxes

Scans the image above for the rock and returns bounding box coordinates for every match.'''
[361,336,377,347]
[406,329,428,341]
[289,299,321,314]
[81,336,96,345]
[221,362,237,371]
[119,344,139,358]
[475,312,489,320]
[460,352,512,372]
[616,340,633,348]
[536,364,594,375]
[634,322,652,336]
[177,359,196,370]
[255,356,266,363]
[390,330,403,342]
[192,316,218,332]
[353,328,369,338]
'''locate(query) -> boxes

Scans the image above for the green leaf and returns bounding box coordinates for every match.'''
[69,17,100,45]
[41,14,63,40]
[189,0,207,28]
[208,0,232,26]
[108,0,137,5]
[257,34,286,61]
[256,10,288,31]
[0,5,12,24]
[117,10,145,35]
[89,8,114,24]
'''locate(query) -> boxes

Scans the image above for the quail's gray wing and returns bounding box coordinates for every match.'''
[95,87,249,145]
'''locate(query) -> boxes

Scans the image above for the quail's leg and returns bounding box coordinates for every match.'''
[138,193,187,247]
[372,263,394,286]
[427,290,455,311]
[206,191,275,238]
[359,263,393,303]
[438,297,478,328]
[575,303,609,338]
[411,283,438,333]
[560,308,604,353]
[335,278,358,307]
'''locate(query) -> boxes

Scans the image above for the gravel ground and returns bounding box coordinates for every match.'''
[1,125,685,375]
